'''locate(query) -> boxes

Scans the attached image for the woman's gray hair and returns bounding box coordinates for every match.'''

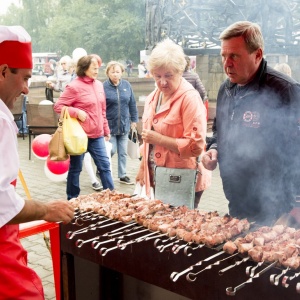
[147,38,186,74]
[219,21,264,53]
[105,61,125,76]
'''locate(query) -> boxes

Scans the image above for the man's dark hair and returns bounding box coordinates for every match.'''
[9,68,18,74]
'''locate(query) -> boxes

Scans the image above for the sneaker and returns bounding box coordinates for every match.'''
[119,176,134,185]
[92,182,103,191]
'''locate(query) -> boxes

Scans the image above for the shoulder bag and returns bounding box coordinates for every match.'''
[49,107,69,161]
[154,166,198,209]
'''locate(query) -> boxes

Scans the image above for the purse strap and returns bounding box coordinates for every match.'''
[153,93,198,171]
[130,127,138,141]
[58,106,67,127]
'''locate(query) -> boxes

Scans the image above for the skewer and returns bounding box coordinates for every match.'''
[92,237,118,249]
[102,222,137,237]
[76,236,102,248]
[99,231,160,256]
[107,224,142,238]
[186,253,239,282]
[145,233,167,241]
[73,211,103,224]
[270,267,290,286]
[76,224,140,248]
[72,213,105,226]
[172,242,191,254]
[170,251,225,282]
[157,239,180,252]
[154,236,177,248]
[219,257,250,276]
[246,261,264,277]
[282,271,300,288]
[99,239,127,256]
[226,261,277,296]
[135,231,161,243]
[66,219,113,239]
[184,244,205,256]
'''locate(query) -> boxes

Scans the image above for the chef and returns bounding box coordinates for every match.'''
[0,25,74,299]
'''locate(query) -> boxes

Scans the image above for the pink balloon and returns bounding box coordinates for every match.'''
[44,163,68,182]
[46,156,70,175]
[32,134,52,160]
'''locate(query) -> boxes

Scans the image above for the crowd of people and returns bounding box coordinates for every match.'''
[1,20,300,298]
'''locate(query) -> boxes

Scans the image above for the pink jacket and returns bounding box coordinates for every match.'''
[54,76,110,138]
[142,78,211,195]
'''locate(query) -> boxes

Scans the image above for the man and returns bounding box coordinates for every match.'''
[202,21,300,225]
[46,55,72,94]
[0,25,74,299]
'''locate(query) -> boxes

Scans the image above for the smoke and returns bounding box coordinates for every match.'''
[217,73,300,225]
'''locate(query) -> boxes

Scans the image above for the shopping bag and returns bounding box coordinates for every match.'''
[133,182,154,200]
[127,128,140,159]
[154,166,197,209]
[63,108,88,155]
[49,109,69,161]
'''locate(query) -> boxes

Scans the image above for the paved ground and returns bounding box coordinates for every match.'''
[17,135,228,300]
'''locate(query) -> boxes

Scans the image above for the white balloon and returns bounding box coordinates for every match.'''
[39,100,53,105]
[44,163,68,182]
[72,48,87,63]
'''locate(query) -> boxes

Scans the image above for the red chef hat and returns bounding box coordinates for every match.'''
[0,25,32,69]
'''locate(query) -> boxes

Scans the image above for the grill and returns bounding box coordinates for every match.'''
[60,206,300,300]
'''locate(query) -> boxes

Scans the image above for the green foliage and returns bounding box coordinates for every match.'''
[0,0,146,64]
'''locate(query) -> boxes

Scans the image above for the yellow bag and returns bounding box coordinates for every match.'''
[63,108,88,155]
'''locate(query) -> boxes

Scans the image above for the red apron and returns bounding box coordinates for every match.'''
[0,224,45,299]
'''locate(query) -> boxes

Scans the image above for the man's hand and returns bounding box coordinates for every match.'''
[202,149,218,171]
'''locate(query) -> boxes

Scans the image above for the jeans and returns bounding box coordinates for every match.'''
[67,137,114,199]
[110,134,128,178]
[16,96,28,134]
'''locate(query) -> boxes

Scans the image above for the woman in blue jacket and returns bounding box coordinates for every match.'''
[103,61,138,185]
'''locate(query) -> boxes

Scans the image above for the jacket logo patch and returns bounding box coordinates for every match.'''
[243,111,260,128]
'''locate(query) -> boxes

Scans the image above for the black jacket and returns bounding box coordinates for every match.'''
[215,59,300,224]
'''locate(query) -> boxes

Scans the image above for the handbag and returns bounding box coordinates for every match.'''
[127,128,140,159]
[63,108,88,155]
[154,166,198,209]
[49,108,69,161]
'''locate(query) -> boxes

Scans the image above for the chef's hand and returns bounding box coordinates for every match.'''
[44,200,75,224]
[77,109,87,122]
[202,149,218,171]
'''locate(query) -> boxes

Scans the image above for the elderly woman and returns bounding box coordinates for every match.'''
[103,61,138,185]
[136,38,210,208]
[54,55,114,199]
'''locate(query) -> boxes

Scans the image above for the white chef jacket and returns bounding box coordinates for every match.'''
[0,99,25,227]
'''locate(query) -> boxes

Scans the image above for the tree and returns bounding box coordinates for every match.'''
[0,0,146,64]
